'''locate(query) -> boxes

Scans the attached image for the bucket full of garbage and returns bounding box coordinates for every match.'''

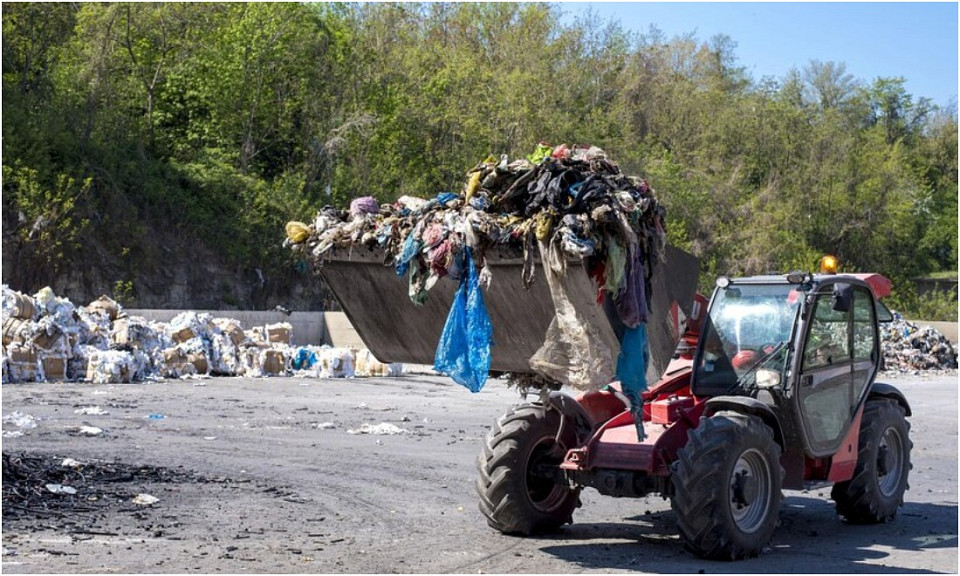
[286,143,700,393]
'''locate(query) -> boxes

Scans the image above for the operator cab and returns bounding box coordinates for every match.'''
[692,262,894,457]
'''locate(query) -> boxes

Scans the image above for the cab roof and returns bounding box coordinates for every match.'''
[727,273,891,299]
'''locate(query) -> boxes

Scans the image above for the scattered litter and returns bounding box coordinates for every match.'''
[132,493,159,506]
[3,431,24,438]
[75,426,104,436]
[45,484,77,495]
[61,458,82,468]
[2,411,38,429]
[74,406,108,416]
[203,436,218,440]
[346,422,408,435]
[313,422,336,430]
[146,413,166,420]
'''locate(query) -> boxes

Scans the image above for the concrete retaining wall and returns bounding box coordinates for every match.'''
[127,309,366,348]
[912,321,958,345]
[128,310,328,347]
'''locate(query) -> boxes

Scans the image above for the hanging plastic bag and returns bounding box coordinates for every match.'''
[616,323,649,440]
[529,236,619,390]
[434,248,493,393]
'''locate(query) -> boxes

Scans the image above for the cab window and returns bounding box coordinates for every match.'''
[802,296,850,370]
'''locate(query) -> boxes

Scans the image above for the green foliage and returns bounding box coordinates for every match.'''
[112,279,137,306]
[2,2,956,308]
[887,284,958,323]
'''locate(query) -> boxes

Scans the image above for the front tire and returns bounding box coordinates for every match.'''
[672,410,783,560]
[831,398,911,523]
[476,403,581,535]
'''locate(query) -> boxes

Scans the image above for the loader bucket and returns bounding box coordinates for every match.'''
[317,244,699,379]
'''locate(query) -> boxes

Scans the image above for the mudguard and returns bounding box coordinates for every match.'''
[869,382,912,416]
[704,395,785,447]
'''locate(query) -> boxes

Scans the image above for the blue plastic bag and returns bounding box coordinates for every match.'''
[292,348,317,370]
[616,323,649,438]
[434,248,493,393]
[395,232,421,277]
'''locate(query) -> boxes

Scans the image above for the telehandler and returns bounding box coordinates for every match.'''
[321,249,911,560]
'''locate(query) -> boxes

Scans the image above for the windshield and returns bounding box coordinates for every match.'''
[695,283,802,393]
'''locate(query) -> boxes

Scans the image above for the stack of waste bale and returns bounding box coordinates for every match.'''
[880,312,958,373]
[1,285,401,383]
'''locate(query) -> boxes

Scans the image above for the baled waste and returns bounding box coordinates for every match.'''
[1,285,401,383]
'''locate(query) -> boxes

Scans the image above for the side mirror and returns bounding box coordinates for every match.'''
[831,283,852,313]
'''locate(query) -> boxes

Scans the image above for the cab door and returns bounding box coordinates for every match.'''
[796,284,857,456]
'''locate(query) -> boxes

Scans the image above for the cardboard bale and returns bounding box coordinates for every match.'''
[172,326,197,344]
[3,317,29,346]
[187,352,208,374]
[265,323,292,345]
[355,348,403,377]
[86,350,133,383]
[86,295,121,321]
[31,325,65,350]
[41,356,67,381]
[215,319,247,347]
[9,291,37,320]
[317,347,355,378]
[261,349,285,375]
[7,343,39,382]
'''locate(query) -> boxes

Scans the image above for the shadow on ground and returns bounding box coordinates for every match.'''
[536,496,957,573]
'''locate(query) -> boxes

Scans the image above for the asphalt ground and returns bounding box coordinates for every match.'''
[1,371,956,573]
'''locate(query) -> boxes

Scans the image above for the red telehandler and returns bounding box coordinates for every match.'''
[321,249,911,560]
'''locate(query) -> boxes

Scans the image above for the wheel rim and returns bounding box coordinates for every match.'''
[877,426,904,497]
[729,448,773,533]
[525,437,567,512]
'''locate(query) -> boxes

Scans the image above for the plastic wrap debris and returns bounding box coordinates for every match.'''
[74,406,109,415]
[881,312,958,373]
[133,493,159,506]
[3,411,38,429]
[46,484,78,495]
[346,422,407,435]
[75,425,103,436]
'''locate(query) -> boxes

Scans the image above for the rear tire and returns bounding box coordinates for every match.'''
[476,403,581,535]
[672,410,783,560]
[831,398,911,523]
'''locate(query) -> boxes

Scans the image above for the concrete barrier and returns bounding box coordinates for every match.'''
[909,321,958,345]
[128,310,327,347]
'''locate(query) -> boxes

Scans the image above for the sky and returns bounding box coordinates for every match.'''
[561,2,959,109]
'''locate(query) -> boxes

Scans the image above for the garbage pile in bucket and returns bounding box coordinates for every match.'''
[880,312,958,373]
[1,285,401,383]
[287,140,665,434]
